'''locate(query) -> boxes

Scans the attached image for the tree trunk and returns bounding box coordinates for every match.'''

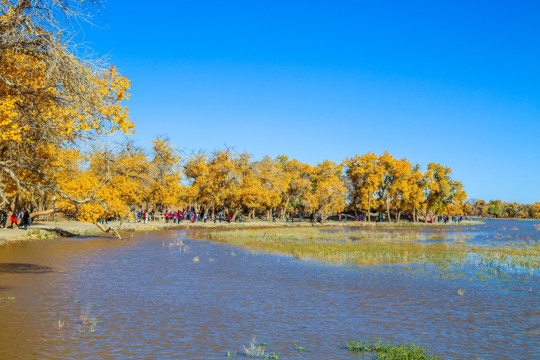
[38,192,44,212]
[397,211,401,222]
[204,201,213,217]
[231,208,240,222]
[282,196,291,220]
[386,202,391,222]
[30,208,61,219]
[94,221,123,240]
[10,193,18,212]
[367,198,371,222]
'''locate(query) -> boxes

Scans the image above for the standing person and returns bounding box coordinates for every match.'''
[9,212,18,229]
[227,214,231,223]
[219,213,222,223]
[291,213,294,223]
[22,211,30,230]
[214,214,217,223]
[1,209,7,229]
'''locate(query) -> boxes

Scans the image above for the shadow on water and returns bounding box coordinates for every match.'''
[0,263,53,274]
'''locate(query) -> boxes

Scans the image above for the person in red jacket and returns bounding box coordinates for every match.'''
[9,212,19,229]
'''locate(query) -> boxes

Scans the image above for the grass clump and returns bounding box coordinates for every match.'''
[241,337,280,359]
[243,337,267,358]
[346,338,439,359]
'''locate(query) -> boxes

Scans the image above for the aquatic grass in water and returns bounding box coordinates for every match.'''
[346,338,439,360]
[203,227,446,243]
[193,227,539,273]
[243,337,267,357]
[240,338,280,359]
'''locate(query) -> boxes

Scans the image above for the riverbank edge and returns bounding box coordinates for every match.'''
[0,219,484,245]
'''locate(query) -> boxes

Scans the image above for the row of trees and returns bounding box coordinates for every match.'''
[12,136,537,225]
[182,149,469,223]
[3,122,472,225]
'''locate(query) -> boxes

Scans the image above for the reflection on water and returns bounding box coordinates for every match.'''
[0,220,538,359]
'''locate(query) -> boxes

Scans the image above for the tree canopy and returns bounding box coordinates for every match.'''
[1,0,132,227]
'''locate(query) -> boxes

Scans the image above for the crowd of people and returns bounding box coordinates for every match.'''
[1,207,468,231]
[428,215,466,223]
[1,209,31,230]
[137,208,237,224]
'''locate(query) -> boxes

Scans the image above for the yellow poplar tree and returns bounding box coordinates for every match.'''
[258,156,288,219]
[387,157,415,222]
[343,153,384,221]
[423,163,467,220]
[53,145,150,237]
[146,136,183,211]
[307,160,347,223]
[278,156,313,219]
[0,1,134,231]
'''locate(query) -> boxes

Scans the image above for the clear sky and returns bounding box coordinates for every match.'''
[79,1,539,203]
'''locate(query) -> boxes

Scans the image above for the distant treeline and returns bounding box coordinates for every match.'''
[464,199,540,219]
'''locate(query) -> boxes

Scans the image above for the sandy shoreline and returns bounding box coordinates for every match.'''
[0,219,484,244]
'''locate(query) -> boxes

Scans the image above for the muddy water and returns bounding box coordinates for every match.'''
[0,220,538,359]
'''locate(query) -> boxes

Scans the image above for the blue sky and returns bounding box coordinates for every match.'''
[79,1,539,203]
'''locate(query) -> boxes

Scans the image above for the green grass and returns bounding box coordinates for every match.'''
[346,338,439,360]
[193,227,539,271]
